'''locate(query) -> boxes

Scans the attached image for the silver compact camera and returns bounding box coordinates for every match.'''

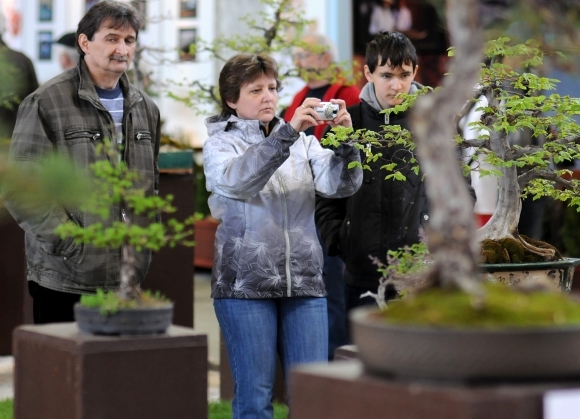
[313,102,339,120]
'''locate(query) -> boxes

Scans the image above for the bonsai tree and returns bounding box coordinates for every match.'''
[412,0,580,291]
[321,0,580,301]
[55,140,196,309]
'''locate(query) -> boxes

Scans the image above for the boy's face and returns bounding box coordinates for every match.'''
[364,57,418,109]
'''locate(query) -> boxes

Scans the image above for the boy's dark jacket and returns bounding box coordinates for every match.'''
[315,81,427,288]
[316,81,475,289]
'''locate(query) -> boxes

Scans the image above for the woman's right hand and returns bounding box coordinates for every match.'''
[289,98,325,133]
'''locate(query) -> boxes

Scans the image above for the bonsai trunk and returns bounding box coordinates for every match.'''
[410,0,483,292]
[119,244,140,300]
[478,129,522,241]
[476,96,557,259]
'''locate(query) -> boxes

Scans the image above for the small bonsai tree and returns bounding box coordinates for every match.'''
[55,140,196,307]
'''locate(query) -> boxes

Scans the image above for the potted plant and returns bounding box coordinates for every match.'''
[332,0,580,382]
[55,140,196,335]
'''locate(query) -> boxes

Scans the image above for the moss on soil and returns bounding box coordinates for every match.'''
[80,289,170,315]
[379,282,580,328]
[481,235,562,264]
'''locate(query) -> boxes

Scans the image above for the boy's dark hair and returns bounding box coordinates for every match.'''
[76,1,141,57]
[219,53,282,118]
[365,31,418,73]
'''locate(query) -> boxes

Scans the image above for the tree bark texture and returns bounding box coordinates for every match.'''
[410,0,484,291]
[477,127,521,241]
[120,244,139,300]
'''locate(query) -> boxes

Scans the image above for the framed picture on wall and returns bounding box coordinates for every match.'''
[85,0,100,12]
[180,0,197,18]
[38,31,53,60]
[179,28,196,61]
[39,0,53,22]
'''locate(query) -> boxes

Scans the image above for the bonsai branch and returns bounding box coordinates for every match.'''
[518,168,575,190]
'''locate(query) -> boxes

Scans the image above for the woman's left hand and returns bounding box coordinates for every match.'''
[326,99,352,129]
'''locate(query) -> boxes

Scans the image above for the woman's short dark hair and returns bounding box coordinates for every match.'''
[76,1,141,57]
[365,31,418,73]
[219,53,282,118]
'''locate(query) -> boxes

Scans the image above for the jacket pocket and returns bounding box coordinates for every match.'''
[64,129,102,145]
[54,212,85,265]
[135,131,152,143]
[339,215,351,259]
[420,212,430,231]
[63,128,102,167]
[132,130,155,185]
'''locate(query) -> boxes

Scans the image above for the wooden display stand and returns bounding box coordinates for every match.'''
[13,323,208,419]
[291,360,580,419]
[0,213,32,355]
[144,168,195,328]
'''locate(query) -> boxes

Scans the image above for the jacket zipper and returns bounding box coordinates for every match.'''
[277,173,292,297]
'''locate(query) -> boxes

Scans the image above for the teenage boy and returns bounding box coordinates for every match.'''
[316,31,427,315]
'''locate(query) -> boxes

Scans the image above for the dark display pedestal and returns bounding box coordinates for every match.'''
[291,360,580,419]
[13,323,208,419]
[0,213,32,355]
[143,168,194,328]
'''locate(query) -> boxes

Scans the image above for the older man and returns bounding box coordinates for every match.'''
[282,33,360,139]
[3,1,161,324]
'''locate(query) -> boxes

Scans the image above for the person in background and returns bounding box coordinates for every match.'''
[54,32,80,71]
[0,9,38,140]
[368,0,413,35]
[3,1,161,324]
[282,33,360,139]
[203,52,362,418]
[316,31,426,322]
[458,93,499,228]
[281,32,360,360]
[405,0,449,87]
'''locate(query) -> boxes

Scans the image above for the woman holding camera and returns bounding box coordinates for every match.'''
[203,52,362,418]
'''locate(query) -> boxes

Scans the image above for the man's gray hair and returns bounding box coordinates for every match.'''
[301,33,338,62]
[57,45,80,66]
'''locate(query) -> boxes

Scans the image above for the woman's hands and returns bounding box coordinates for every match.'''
[289,98,352,133]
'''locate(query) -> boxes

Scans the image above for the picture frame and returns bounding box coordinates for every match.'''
[39,0,53,22]
[178,28,196,61]
[180,0,197,19]
[38,31,53,60]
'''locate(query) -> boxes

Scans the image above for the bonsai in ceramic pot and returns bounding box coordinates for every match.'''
[336,0,580,382]
[55,140,196,335]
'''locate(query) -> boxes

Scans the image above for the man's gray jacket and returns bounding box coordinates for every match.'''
[3,59,160,294]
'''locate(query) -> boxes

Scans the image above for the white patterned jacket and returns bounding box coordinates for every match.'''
[203,115,362,299]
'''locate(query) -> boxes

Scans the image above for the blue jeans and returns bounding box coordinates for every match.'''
[214,297,328,419]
